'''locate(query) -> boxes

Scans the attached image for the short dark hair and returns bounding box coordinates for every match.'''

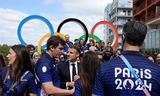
[69,45,81,55]
[26,44,35,50]
[47,36,66,50]
[123,21,147,46]
[74,39,78,42]
[107,42,111,44]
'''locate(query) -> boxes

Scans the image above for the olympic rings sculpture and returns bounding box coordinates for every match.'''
[17,15,54,49]
[17,15,119,54]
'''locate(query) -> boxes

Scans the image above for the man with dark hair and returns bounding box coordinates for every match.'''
[85,38,95,50]
[107,41,111,47]
[93,21,160,95]
[73,39,79,46]
[57,45,80,96]
[35,36,74,96]
[122,21,147,46]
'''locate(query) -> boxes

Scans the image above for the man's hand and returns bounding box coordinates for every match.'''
[71,86,75,94]
[66,82,74,87]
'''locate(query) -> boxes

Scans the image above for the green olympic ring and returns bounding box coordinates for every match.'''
[78,34,101,42]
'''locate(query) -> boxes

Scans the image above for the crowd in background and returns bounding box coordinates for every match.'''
[0,21,160,96]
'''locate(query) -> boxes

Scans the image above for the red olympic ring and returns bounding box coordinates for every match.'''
[91,21,119,48]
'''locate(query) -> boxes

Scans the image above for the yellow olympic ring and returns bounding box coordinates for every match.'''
[55,32,65,39]
[38,32,65,54]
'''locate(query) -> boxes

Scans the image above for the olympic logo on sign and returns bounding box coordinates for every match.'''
[17,15,118,54]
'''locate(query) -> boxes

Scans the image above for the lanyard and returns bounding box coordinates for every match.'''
[119,55,151,96]
[5,71,29,94]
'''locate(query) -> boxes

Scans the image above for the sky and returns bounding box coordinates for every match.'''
[0,0,113,46]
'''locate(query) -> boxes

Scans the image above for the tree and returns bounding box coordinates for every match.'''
[0,44,10,64]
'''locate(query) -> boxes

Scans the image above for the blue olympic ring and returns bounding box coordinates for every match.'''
[17,15,54,49]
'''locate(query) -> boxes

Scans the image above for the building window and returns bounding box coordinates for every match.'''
[145,34,149,49]
[123,10,126,16]
[152,31,156,48]
[149,32,151,48]
[157,30,160,48]
[128,10,131,16]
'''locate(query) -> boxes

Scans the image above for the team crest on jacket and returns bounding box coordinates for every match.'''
[42,66,47,72]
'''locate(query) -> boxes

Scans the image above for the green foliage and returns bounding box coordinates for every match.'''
[145,48,160,55]
[0,44,10,64]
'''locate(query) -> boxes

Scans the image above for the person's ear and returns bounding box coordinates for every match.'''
[76,53,80,58]
[50,46,54,52]
[122,33,126,41]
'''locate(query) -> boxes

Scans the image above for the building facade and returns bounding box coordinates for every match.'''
[104,4,112,43]
[133,0,160,53]
[104,0,133,47]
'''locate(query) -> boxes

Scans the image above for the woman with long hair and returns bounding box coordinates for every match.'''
[73,51,100,96]
[0,44,37,96]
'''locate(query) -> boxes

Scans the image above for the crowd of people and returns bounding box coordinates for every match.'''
[0,21,160,96]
